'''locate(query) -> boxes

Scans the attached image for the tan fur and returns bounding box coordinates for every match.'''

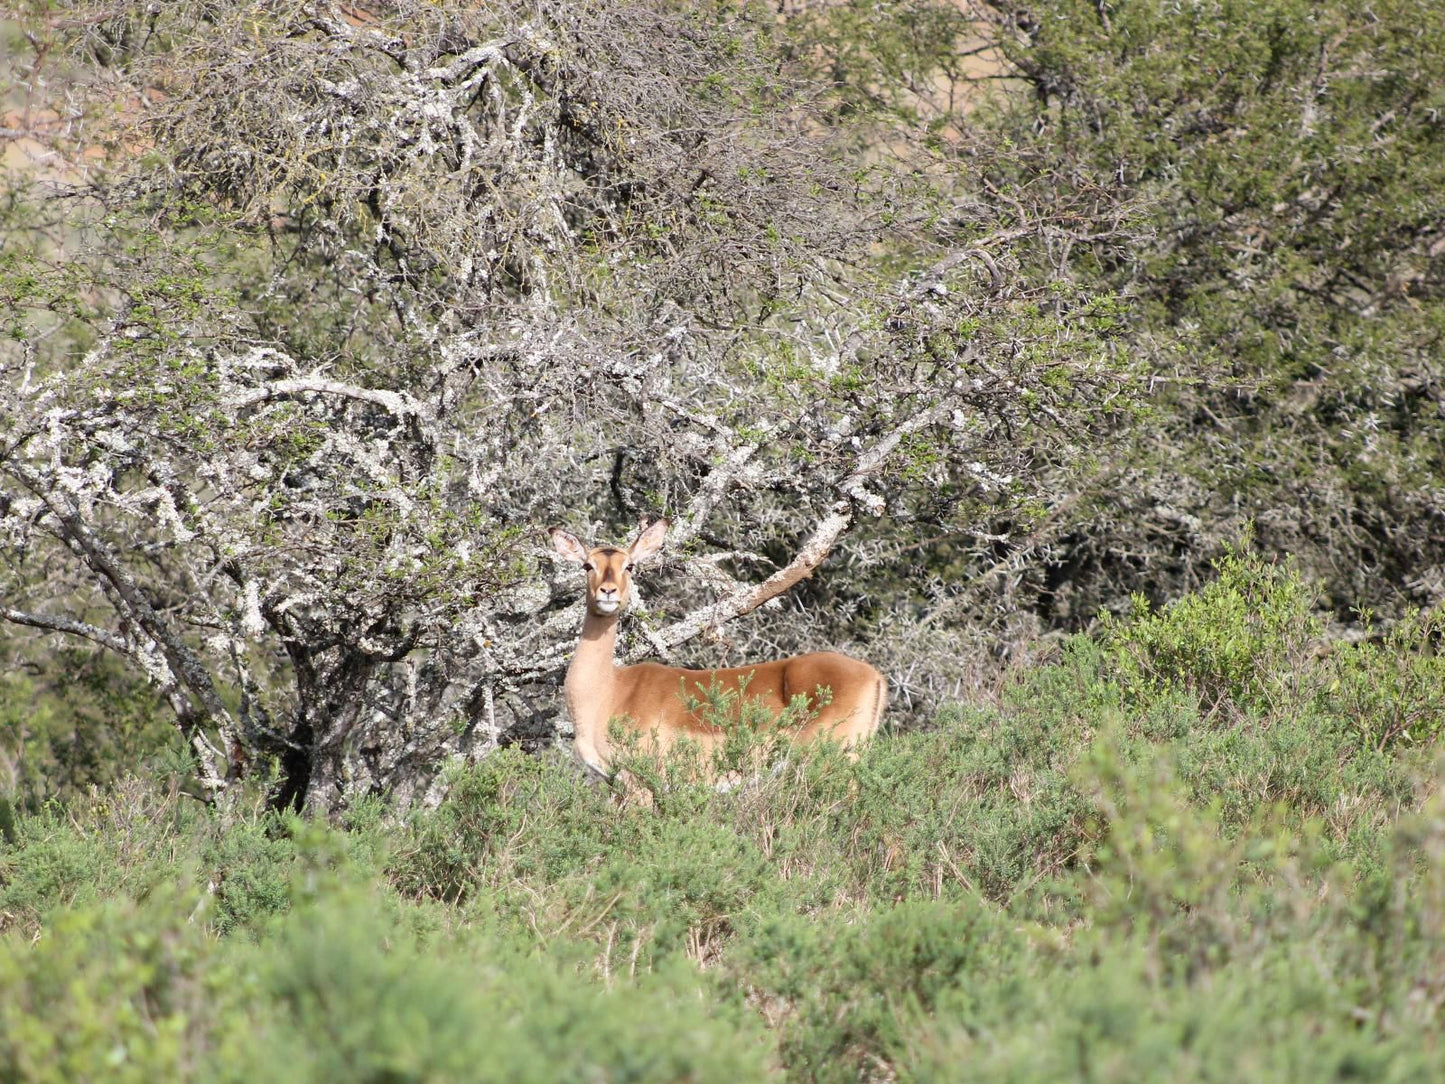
[550,520,886,781]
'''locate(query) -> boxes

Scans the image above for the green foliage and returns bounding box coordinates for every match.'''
[1099,545,1322,718]
[0,889,239,1083]
[1326,609,1445,753]
[0,781,205,932]
[764,0,1445,641]
[0,646,181,813]
[739,898,1027,1082]
[0,873,771,1084]
[224,891,771,1084]
[201,816,298,939]
[1096,543,1445,769]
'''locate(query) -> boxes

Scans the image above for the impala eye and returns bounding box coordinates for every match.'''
[582,561,594,572]
[625,563,635,573]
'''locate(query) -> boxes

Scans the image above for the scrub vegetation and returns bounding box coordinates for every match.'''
[4,553,1444,1080]
[2,0,1443,1078]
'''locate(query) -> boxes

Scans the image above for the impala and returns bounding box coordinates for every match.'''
[549,518,886,784]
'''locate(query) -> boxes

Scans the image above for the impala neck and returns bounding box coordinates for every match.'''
[565,609,620,773]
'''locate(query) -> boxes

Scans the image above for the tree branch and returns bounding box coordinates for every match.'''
[224,376,427,421]
[0,606,132,654]
[12,464,235,792]
[644,506,854,655]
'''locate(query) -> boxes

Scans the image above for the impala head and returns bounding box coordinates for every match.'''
[550,518,668,618]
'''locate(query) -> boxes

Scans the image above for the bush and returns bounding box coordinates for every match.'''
[0,781,203,933]
[1326,609,1445,753]
[0,881,771,1084]
[0,889,239,1083]
[223,890,771,1084]
[1098,545,1322,721]
[738,898,1027,1083]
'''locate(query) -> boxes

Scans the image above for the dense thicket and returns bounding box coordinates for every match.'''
[977,0,1445,620]
[783,0,1445,625]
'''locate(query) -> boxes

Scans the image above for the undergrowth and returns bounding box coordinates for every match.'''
[2,552,1443,1080]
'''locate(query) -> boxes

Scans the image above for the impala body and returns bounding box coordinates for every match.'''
[550,519,886,781]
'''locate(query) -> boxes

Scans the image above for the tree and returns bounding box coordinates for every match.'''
[1,1,1135,812]
[777,0,1445,630]
[970,0,1445,618]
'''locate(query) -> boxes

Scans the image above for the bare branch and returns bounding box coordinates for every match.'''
[0,606,132,654]
[646,506,854,655]
[224,377,428,421]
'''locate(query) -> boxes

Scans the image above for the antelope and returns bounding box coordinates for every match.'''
[549,518,886,786]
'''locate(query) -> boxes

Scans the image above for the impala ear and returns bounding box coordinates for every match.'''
[549,527,590,566]
[628,517,668,563]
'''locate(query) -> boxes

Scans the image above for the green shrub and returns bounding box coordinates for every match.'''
[221,889,771,1084]
[0,783,382,942]
[1099,545,1321,721]
[0,880,771,1084]
[907,938,1443,1084]
[393,747,628,905]
[201,816,296,938]
[1326,608,1445,752]
[900,740,1445,1083]
[0,888,238,1083]
[738,898,1027,1083]
[0,781,202,932]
